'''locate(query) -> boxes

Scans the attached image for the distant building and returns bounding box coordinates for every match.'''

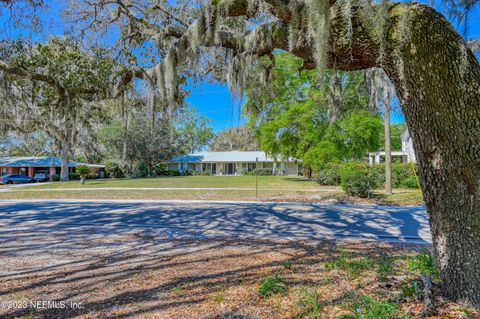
[167,151,301,175]
[368,129,417,164]
[0,156,105,177]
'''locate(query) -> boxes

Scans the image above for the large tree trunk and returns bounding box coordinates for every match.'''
[323,1,480,307]
[59,126,73,182]
[381,4,480,308]
[328,71,343,122]
[59,139,70,182]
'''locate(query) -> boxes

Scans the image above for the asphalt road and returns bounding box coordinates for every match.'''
[0,200,431,244]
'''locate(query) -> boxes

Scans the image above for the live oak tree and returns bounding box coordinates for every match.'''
[209,125,260,151]
[0,37,116,181]
[122,116,184,176]
[245,52,374,176]
[176,107,215,153]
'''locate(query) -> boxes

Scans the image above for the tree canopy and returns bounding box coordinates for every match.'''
[209,125,259,151]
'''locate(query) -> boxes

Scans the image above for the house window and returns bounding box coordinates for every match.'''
[19,168,27,175]
[1,167,7,175]
[246,163,256,172]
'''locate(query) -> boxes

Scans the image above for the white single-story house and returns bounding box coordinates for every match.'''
[167,151,302,175]
[368,129,417,164]
[0,156,105,177]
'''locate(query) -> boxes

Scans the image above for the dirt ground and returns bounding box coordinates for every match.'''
[0,228,476,319]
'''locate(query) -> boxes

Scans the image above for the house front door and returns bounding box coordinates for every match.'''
[225,163,235,175]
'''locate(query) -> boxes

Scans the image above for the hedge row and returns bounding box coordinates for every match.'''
[314,163,419,198]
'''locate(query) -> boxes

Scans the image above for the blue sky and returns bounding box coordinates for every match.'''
[1,1,479,132]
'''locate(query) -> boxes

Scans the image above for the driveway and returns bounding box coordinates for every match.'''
[0,200,431,244]
[0,182,51,192]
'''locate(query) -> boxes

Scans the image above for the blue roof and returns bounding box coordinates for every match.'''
[170,151,299,163]
[0,157,104,168]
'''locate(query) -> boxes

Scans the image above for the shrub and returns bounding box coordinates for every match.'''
[166,169,181,176]
[258,273,287,296]
[340,163,380,198]
[87,173,99,179]
[153,163,167,176]
[258,168,273,175]
[369,164,385,188]
[52,174,60,181]
[314,164,342,186]
[105,161,125,178]
[368,163,419,189]
[184,169,198,176]
[202,169,211,176]
[398,175,418,189]
[76,165,92,185]
[135,162,149,177]
[244,168,273,176]
[76,165,91,177]
[392,163,419,189]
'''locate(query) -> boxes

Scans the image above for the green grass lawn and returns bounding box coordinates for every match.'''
[0,175,424,205]
[19,175,321,190]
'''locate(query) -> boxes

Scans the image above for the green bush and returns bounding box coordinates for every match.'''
[369,164,385,188]
[398,175,418,188]
[369,163,419,189]
[76,165,92,184]
[165,169,181,176]
[258,168,273,175]
[153,164,167,176]
[392,163,418,189]
[314,164,342,186]
[135,162,149,177]
[52,174,60,181]
[76,165,92,177]
[244,168,273,176]
[105,161,125,178]
[340,163,380,198]
[202,169,211,176]
[314,163,418,189]
[184,169,198,176]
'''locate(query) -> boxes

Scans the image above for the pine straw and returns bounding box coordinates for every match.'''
[0,230,476,319]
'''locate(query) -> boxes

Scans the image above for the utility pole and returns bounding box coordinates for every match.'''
[256,157,259,199]
[384,90,393,195]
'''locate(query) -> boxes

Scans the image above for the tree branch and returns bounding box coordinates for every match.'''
[0,59,58,86]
